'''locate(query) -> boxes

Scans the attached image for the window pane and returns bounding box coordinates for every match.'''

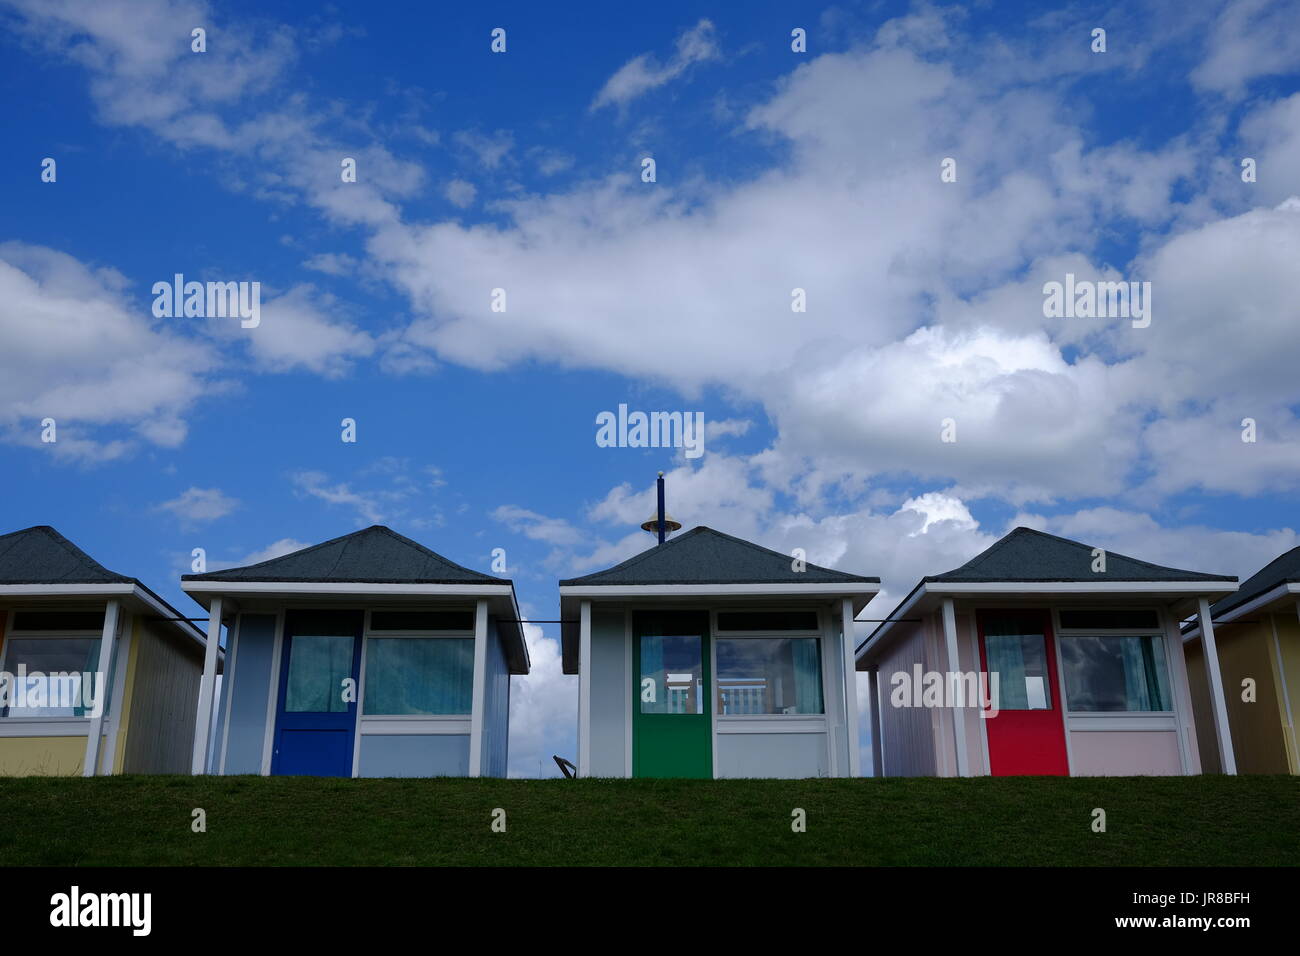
[369,611,474,631]
[640,635,703,714]
[285,635,354,713]
[716,611,818,632]
[716,638,823,715]
[363,638,473,715]
[0,638,102,717]
[982,624,1052,711]
[1058,609,1160,630]
[1060,635,1172,711]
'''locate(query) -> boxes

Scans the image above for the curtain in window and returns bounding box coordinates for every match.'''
[286,635,353,713]
[639,636,665,713]
[984,634,1030,710]
[791,639,823,714]
[363,638,473,715]
[1119,635,1170,711]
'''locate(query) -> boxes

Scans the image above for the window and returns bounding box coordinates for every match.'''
[640,635,703,715]
[284,635,354,713]
[363,638,474,715]
[981,615,1052,711]
[716,611,819,632]
[0,637,103,718]
[1059,634,1172,712]
[715,638,823,715]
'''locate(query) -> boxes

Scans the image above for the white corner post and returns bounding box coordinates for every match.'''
[191,596,223,774]
[1197,597,1237,775]
[468,598,489,777]
[866,665,884,777]
[941,598,969,777]
[841,598,861,777]
[578,600,592,777]
[83,599,121,777]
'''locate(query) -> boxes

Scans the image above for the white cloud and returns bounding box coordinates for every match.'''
[1191,0,1300,96]
[0,241,216,458]
[491,506,585,548]
[452,129,513,169]
[211,285,375,378]
[592,19,720,110]
[302,253,359,276]
[156,486,239,526]
[443,178,477,208]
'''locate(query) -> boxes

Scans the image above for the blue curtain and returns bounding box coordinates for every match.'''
[640,637,666,713]
[985,634,1029,710]
[363,638,473,715]
[791,639,823,714]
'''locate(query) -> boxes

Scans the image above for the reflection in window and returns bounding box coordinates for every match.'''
[285,635,354,713]
[640,635,702,714]
[363,638,474,715]
[716,638,823,715]
[1060,635,1172,712]
[982,620,1052,711]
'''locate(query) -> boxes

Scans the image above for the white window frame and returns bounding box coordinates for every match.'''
[709,607,828,721]
[0,607,115,729]
[1052,607,1177,717]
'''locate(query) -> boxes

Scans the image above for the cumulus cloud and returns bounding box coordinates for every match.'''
[0,241,216,458]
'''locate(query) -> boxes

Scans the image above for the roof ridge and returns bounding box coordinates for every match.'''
[372,524,504,580]
[571,525,705,578]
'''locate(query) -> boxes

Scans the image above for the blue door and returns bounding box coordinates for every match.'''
[271,610,363,777]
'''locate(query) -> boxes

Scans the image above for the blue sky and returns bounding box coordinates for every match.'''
[3,0,1300,775]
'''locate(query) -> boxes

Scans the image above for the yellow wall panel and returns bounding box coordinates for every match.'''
[0,737,86,777]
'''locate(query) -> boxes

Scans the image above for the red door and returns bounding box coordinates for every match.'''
[976,610,1069,776]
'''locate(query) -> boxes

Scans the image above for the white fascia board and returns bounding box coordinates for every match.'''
[182,581,515,598]
[1182,582,1300,641]
[558,582,879,603]
[0,583,135,597]
[923,580,1239,596]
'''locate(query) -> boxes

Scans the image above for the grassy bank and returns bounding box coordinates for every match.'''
[1,774,1296,866]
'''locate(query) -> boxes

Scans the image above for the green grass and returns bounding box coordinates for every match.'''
[1,774,1296,866]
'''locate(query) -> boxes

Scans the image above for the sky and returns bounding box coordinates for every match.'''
[2,0,1299,777]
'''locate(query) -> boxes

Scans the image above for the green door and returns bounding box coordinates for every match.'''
[633,611,711,778]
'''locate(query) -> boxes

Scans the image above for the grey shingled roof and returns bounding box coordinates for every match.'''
[0,525,134,584]
[183,525,507,584]
[560,526,878,587]
[925,527,1233,584]
[1210,545,1300,619]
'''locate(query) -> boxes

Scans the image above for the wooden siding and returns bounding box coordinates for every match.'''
[121,617,204,774]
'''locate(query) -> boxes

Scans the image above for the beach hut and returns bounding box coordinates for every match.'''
[559,483,878,778]
[181,525,528,777]
[0,525,209,776]
[855,527,1239,777]
[1184,546,1300,774]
